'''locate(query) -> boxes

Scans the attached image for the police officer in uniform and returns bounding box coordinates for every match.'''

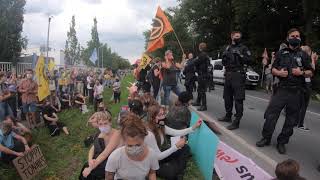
[183,53,196,95]
[218,31,251,130]
[192,43,210,111]
[256,28,313,154]
[207,62,215,91]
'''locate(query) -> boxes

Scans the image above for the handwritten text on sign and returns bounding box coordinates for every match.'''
[13,145,47,180]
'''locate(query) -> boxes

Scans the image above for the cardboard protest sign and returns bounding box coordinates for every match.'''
[188,112,219,180]
[13,145,47,180]
[214,141,273,180]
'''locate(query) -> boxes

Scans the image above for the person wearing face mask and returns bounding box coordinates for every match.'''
[256,28,313,154]
[49,91,61,113]
[105,113,159,180]
[218,31,251,130]
[0,121,30,163]
[42,99,69,136]
[18,69,38,129]
[145,105,202,180]
[80,112,121,180]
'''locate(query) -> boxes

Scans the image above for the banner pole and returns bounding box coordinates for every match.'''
[172,29,185,55]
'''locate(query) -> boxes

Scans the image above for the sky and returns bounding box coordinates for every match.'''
[23,0,179,64]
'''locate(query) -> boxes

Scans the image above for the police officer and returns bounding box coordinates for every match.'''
[183,53,196,95]
[207,62,215,91]
[256,28,313,154]
[192,43,210,111]
[218,31,251,130]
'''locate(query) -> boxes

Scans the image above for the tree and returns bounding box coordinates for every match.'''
[0,0,27,63]
[82,17,101,66]
[64,15,81,65]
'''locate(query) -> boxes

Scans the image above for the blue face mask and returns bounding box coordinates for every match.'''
[98,125,111,133]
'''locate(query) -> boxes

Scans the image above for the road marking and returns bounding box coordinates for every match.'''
[214,87,320,117]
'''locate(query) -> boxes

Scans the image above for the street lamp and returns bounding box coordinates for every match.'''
[46,16,53,64]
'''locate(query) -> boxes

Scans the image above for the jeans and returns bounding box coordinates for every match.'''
[0,102,13,121]
[163,85,180,106]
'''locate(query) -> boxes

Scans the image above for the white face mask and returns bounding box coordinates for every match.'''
[126,145,144,157]
[98,125,111,133]
[26,74,33,79]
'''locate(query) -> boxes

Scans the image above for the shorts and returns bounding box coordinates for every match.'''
[22,102,37,113]
[47,122,65,137]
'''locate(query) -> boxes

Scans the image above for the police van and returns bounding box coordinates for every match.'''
[210,59,260,87]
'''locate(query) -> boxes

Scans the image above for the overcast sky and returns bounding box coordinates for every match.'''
[23,0,179,63]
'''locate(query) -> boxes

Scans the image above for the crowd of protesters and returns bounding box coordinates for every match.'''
[0,66,126,165]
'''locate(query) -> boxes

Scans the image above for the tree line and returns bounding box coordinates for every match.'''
[144,0,320,91]
[0,0,130,70]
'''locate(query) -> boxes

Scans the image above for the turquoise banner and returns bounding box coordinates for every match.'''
[188,111,219,180]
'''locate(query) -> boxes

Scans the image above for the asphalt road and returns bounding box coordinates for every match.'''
[181,83,320,180]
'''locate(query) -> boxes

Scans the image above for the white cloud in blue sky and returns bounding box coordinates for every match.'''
[23,0,178,63]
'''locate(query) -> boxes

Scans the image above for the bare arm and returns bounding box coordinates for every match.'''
[91,130,121,169]
[106,172,115,180]
[0,144,22,156]
[13,134,30,151]
[88,146,94,161]
[43,114,58,122]
[148,170,157,180]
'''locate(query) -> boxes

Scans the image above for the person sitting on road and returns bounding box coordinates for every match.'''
[42,100,69,136]
[274,159,306,180]
[105,113,159,180]
[166,91,193,129]
[80,112,121,180]
[0,121,31,163]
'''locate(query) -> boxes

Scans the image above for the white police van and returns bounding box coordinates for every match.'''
[211,59,260,87]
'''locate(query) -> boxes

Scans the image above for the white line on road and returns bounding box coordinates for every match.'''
[214,87,320,117]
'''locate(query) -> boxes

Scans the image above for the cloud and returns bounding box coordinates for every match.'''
[25,0,65,15]
[23,0,179,63]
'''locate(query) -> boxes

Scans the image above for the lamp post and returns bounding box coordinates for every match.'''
[46,16,53,64]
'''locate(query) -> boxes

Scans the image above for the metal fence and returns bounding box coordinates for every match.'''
[0,62,104,75]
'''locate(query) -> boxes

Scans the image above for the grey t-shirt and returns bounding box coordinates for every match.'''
[105,146,159,180]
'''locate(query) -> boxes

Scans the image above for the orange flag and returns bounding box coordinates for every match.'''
[146,6,174,52]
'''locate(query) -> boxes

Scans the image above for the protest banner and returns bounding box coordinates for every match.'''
[13,145,47,180]
[214,141,273,180]
[139,53,152,69]
[188,111,219,180]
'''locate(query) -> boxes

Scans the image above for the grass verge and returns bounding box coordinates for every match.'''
[0,75,203,180]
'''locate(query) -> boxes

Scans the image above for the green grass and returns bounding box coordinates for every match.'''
[0,75,203,180]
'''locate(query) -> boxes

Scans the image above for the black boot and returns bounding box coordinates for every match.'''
[256,138,271,147]
[218,116,232,122]
[192,93,201,106]
[277,143,286,154]
[197,106,207,111]
[227,118,240,130]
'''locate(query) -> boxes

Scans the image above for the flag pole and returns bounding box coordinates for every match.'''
[172,29,185,55]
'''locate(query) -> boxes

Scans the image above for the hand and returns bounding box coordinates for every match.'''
[88,159,96,167]
[82,167,92,178]
[311,52,318,64]
[25,145,31,152]
[182,54,186,60]
[15,152,24,157]
[292,67,303,76]
[128,84,138,95]
[175,137,186,149]
[192,120,202,130]
[278,69,288,77]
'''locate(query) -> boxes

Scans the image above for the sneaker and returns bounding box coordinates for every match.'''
[297,126,310,131]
